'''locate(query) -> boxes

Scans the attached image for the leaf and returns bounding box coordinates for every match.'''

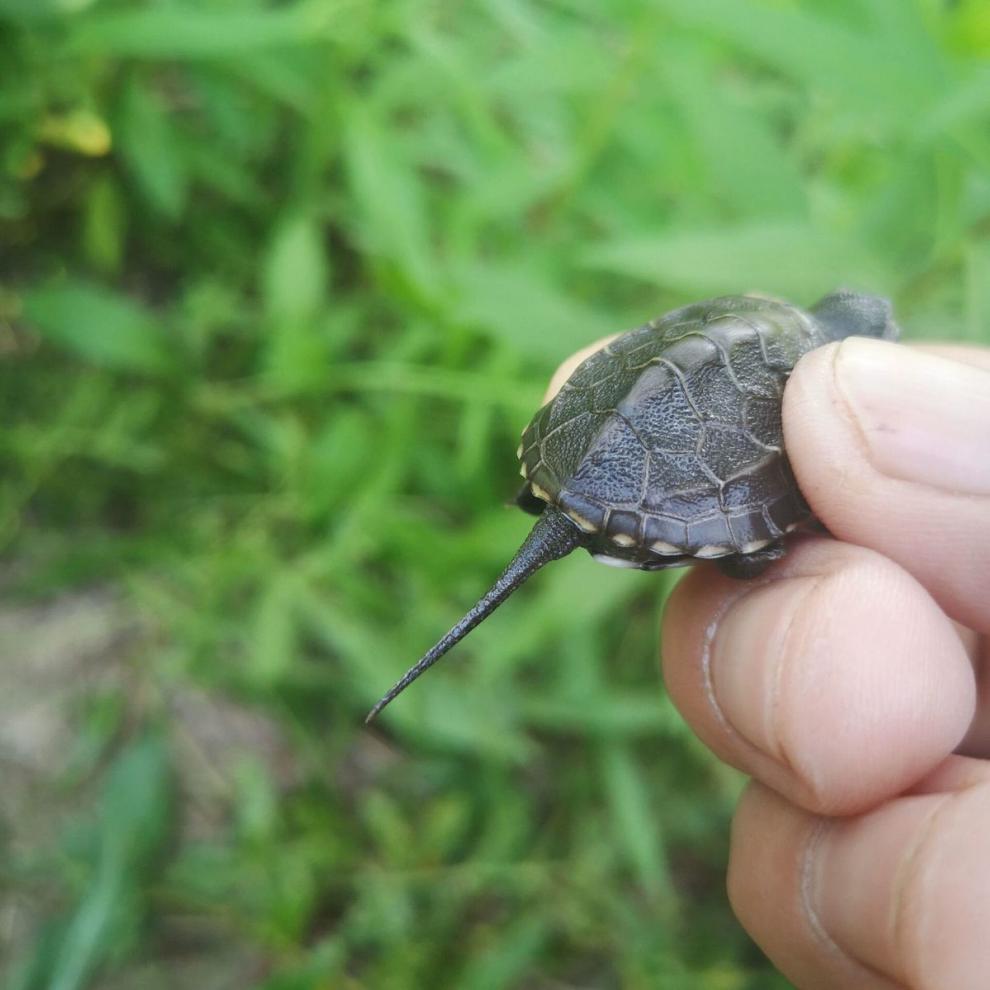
[81,175,126,275]
[37,109,111,157]
[0,0,78,21]
[964,241,990,343]
[49,737,172,990]
[232,758,279,841]
[599,742,673,903]
[452,260,611,361]
[522,691,683,738]
[66,4,338,59]
[116,79,188,219]
[343,108,441,305]
[653,0,940,121]
[916,64,990,140]
[948,0,990,55]
[98,734,172,866]
[583,221,892,300]
[249,572,299,686]
[263,212,328,325]
[261,212,331,387]
[859,153,941,272]
[661,44,805,219]
[456,915,552,990]
[325,361,536,411]
[23,281,173,374]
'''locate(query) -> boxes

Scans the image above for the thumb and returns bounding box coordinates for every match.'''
[784,339,990,633]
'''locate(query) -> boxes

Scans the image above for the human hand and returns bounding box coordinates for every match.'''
[660,338,990,988]
[550,335,990,988]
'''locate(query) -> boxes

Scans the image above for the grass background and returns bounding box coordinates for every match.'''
[2,0,989,987]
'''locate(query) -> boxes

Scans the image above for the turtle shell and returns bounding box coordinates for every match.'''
[517,295,831,568]
[365,290,900,720]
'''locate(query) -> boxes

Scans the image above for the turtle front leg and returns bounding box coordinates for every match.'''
[716,543,786,580]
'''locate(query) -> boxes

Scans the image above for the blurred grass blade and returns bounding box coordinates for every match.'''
[599,742,673,905]
[263,212,329,325]
[50,736,172,990]
[249,571,299,686]
[583,222,891,299]
[452,260,611,360]
[81,175,126,275]
[96,735,173,886]
[522,691,684,738]
[917,64,990,139]
[66,4,340,59]
[0,0,71,20]
[654,0,939,117]
[858,153,941,272]
[117,79,188,219]
[456,916,552,990]
[23,280,175,374]
[328,361,537,410]
[964,242,990,342]
[661,44,804,219]
[261,211,331,387]
[343,107,442,306]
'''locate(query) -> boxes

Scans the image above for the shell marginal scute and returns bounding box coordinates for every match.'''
[565,510,598,533]
[530,481,552,502]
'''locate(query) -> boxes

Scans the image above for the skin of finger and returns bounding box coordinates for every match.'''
[907,754,990,796]
[542,335,619,402]
[960,633,990,755]
[950,615,990,756]
[916,343,990,372]
[662,538,975,816]
[728,782,905,990]
[732,777,990,990]
[783,341,990,633]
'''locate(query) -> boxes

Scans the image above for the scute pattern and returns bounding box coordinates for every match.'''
[519,295,828,563]
[567,417,645,505]
[616,365,698,453]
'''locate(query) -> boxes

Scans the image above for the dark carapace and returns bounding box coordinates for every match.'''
[367,290,899,721]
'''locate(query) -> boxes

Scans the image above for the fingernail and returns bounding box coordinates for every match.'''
[835,339,990,495]
[710,577,821,766]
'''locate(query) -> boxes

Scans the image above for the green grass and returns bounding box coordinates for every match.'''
[1,0,988,987]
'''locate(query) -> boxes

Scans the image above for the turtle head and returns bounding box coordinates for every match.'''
[365,507,582,722]
[811,289,900,343]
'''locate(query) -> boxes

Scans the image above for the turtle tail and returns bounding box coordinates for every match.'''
[365,507,581,723]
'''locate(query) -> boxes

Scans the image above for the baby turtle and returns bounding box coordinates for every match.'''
[367,289,900,721]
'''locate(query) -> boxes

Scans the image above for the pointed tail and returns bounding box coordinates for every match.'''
[365,508,581,722]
